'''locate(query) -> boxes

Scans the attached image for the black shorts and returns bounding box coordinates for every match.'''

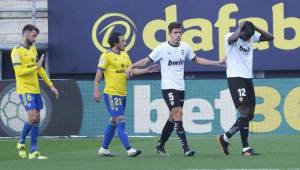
[162,89,185,111]
[227,77,256,108]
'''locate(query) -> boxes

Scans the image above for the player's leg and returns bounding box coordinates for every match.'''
[218,78,242,155]
[111,95,141,157]
[17,94,33,158]
[28,94,47,160]
[156,90,175,156]
[172,91,195,157]
[100,117,116,149]
[98,93,117,157]
[115,115,141,157]
[241,79,257,156]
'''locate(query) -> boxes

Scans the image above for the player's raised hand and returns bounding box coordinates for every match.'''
[147,64,160,73]
[50,86,59,99]
[94,89,101,102]
[37,54,45,69]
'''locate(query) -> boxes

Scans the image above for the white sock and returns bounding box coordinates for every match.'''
[243,147,250,152]
[223,134,229,142]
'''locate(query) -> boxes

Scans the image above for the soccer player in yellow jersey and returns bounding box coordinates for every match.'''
[94,32,159,157]
[12,24,59,160]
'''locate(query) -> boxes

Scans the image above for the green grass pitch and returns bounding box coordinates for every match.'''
[0,135,299,170]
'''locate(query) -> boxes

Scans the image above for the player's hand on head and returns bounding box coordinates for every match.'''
[37,54,45,69]
[239,21,246,28]
[94,90,101,102]
[50,86,59,99]
[147,64,160,73]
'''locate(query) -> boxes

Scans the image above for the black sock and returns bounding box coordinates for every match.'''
[174,121,189,151]
[238,117,249,148]
[159,120,174,146]
[225,120,240,139]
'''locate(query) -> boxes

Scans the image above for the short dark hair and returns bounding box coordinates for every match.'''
[108,32,122,48]
[241,21,255,37]
[168,22,182,33]
[22,24,40,34]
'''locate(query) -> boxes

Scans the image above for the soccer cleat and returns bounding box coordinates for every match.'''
[28,151,48,160]
[16,142,27,159]
[217,135,229,155]
[127,148,141,157]
[242,148,259,156]
[98,147,114,157]
[184,149,195,157]
[155,144,169,157]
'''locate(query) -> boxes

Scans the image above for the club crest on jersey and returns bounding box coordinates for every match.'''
[181,50,184,56]
[239,97,244,102]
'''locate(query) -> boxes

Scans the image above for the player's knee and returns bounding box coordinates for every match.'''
[28,110,40,123]
[171,107,182,120]
[110,117,117,124]
[115,115,126,123]
[238,105,251,118]
[248,106,255,121]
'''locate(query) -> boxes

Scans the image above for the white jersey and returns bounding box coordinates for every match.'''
[225,32,261,78]
[148,41,196,90]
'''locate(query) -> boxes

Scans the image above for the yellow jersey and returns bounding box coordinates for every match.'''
[97,50,132,96]
[10,43,53,94]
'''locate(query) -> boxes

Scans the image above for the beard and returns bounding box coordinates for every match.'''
[26,39,34,46]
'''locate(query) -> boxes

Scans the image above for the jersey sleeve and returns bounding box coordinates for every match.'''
[127,53,132,67]
[37,67,53,87]
[11,48,37,76]
[97,53,109,71]
[186,44,196,61]
[148,45,162,62]
[251,33,261,43]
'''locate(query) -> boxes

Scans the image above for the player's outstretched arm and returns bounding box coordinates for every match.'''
[193,57,226,68]
[130,57,152,69]
[228,21,246,45]
[254,25,274,42]
[127,64,160,79]
[94,69,103,102]
[125,57,152,78]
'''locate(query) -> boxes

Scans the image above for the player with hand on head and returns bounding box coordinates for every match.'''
[218,21,274,156]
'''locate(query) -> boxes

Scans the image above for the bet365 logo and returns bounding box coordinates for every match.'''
[92,13,137,52]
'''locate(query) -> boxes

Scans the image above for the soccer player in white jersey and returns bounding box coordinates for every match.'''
[126,22,225,157]
[218,21,274,156]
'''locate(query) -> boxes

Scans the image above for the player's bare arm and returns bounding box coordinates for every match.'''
[192,57,226,67]
[94,69,103,102]
[254,25,274,42]
[125,57,152,78]
[127,64,160,79]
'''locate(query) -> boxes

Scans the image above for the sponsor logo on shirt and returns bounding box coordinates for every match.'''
[168,59,184,66]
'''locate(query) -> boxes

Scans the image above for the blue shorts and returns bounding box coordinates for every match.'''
[103,93,126,117]
[19,93,44,111]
